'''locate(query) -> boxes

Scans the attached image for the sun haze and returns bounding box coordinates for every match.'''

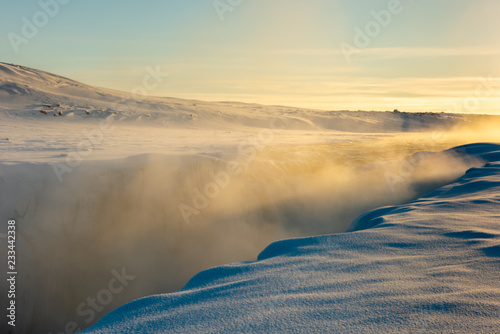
[1,0,498,113]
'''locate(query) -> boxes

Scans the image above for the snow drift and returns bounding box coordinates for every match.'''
[0,145,484,333]
[1,63,500,333]
[82,143,500,334]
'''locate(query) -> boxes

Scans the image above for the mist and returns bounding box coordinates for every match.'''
[2,117,499,333]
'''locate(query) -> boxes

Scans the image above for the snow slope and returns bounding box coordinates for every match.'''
[83,143,500,334]
[1,63,500,333]
[0,61,490,133]
[1,61,499,165]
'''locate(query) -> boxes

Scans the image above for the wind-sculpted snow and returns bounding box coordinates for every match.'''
[81,143,500,334]
[2,63,500,333]
[346,143,500,231]
[0,144,488,333]
[2,61,497,132]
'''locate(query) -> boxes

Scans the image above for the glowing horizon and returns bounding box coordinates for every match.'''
[1,0,499,114]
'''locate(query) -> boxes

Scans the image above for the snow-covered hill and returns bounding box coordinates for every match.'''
[0,61,487,132]
[1,63,499,333]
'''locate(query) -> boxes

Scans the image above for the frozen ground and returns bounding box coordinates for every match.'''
[83,143,500,334]
[1,63,499,333]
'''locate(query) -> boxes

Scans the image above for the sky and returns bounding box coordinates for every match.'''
[1,0,499,113]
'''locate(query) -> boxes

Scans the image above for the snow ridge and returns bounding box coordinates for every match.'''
[83,143,500,333]
[0,62,477,132]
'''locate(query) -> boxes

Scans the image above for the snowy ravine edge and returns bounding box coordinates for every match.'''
[82,143,500,334]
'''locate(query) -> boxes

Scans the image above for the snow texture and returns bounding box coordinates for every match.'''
[1,63,500,333]
[83,143,500,333]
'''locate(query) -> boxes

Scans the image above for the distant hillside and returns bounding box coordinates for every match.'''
[0,62,492,132]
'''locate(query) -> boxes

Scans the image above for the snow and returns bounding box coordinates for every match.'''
[83,143,500,333]
[1,63,499,333]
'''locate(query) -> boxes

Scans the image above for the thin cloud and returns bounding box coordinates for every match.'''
[358,46,500,58]
[228,46,500,58]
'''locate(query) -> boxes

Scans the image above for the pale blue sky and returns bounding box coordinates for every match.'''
[1,0,499,113]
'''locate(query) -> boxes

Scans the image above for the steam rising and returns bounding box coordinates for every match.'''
[1,118,500,333]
